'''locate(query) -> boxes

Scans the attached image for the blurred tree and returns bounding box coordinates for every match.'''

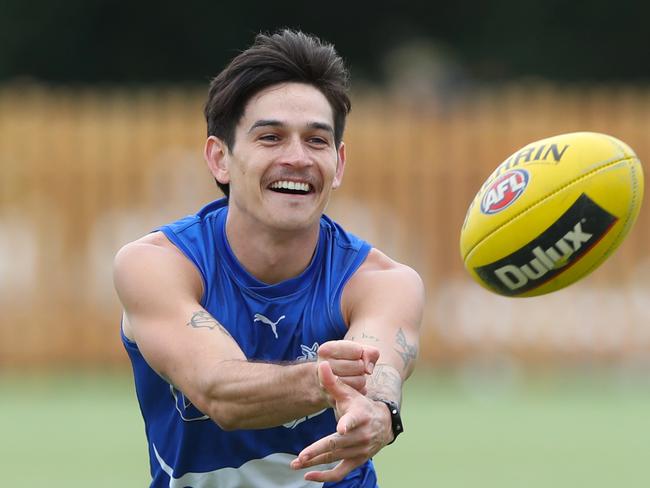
[0,0,648,84]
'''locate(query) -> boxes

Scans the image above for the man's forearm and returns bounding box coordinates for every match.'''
[367,363,403,406]
[195,359,329,430]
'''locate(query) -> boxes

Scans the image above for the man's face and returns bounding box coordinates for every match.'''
[210,82,345,232]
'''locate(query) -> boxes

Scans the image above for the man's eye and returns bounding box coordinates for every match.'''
[309,137,328,145]
[260,134,280,142]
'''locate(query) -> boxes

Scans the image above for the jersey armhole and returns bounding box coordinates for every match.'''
[329,242,372,335]
[157,226,210,308]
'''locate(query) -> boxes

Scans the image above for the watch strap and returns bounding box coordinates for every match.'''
[376,399,403,444]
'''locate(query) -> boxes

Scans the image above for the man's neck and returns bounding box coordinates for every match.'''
[224,214,320,285]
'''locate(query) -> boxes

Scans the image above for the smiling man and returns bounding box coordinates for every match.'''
[114,30,424,488]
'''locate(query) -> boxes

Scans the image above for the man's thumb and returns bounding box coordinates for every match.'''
[318,360,349,400]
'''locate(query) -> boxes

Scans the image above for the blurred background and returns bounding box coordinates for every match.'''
[2,1,650,486]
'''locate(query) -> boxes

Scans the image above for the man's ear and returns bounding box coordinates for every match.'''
[332,142,346,189]
[204,136,230,184]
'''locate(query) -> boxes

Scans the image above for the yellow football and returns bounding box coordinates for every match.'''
[460,132,644,297]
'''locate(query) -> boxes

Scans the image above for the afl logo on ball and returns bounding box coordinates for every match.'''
[481,169,529,214]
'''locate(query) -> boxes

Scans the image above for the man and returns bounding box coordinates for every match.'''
[114,29,423,488]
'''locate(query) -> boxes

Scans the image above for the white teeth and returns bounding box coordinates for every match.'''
[270,180,310,192]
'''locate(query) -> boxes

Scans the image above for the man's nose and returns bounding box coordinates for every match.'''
[280,136,312,167]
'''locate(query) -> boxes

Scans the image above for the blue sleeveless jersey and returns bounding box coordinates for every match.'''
[121,198,377,488]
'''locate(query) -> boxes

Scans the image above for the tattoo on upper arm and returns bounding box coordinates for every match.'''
[347,331,380,343]
[187,311,232,338]
[368,364,403,406]
[394,328,417,369]
[362,331,380,342]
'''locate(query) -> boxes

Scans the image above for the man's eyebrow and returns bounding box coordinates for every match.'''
[307,121,334,135]
[247,119,334,135]
[248,119,283,133]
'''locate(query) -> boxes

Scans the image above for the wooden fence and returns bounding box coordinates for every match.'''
[1,83,649,368]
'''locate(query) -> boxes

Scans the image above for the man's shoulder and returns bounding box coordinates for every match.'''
[357,248,420,278]
[351,248,424,303]
[114,232,194,274]
[117,225,181,253]
[113,232,204,303]
[340,247,424,326]
[132,230,172,248]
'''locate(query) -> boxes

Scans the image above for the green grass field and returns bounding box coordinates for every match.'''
[3,367,650,487]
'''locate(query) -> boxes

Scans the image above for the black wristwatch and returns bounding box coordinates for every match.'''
[375,399,403,444]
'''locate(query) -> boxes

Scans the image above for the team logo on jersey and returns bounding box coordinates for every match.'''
[481,169,529,214]
[297,342,319,361]
[283,342,324,429]
[170,385,209,422]
[253,313,285,339]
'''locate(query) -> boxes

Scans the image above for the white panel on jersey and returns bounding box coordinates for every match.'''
[154,444,337,488]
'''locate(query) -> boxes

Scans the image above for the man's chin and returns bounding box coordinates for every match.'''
[266,211,321,233]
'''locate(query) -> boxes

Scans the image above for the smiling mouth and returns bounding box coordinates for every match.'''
[268,180,313,195]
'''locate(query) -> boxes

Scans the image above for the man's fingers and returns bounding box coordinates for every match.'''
[293,445,363,469]
[291,432,345,469]
[336,410,360,435]
[318,340,364,360]
[318,340,380,377]
[360,346,380,374]
[338,375,367,394]
[325,358,366,376]
[318,361,353,401]
[319,341,379,369]
[291,415,363,470]
[303,458,363,483]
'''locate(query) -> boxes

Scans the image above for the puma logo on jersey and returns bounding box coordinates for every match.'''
[253,313,285,339]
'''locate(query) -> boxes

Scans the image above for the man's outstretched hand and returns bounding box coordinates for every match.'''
[291,361,393,483]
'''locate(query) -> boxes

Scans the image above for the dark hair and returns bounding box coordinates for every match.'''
[204,29,352,197]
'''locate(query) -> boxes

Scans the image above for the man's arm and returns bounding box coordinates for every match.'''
[113,233,375,431]
[292,248,424,481]
[343,249,423,406]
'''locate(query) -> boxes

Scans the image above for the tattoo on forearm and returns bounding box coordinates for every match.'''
[187,311,232,337]
[394,328,417,369]
[368,364,403,405]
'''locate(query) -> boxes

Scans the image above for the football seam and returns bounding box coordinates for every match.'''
[463,156,638,263]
